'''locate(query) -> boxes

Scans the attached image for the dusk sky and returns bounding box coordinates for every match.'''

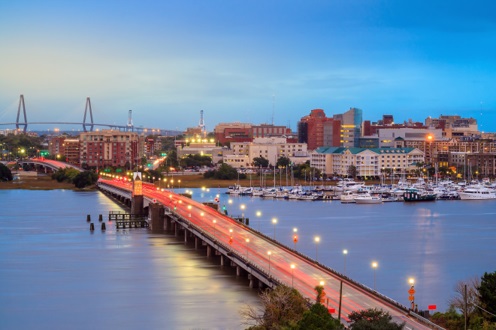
[1,0,496,132]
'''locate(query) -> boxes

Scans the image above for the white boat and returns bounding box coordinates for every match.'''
[334,179,366,192]
[354,195,383,204]
[340,191,357,203]
[459,185,496,200]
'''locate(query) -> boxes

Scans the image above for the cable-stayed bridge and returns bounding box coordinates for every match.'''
[0,95,177,135]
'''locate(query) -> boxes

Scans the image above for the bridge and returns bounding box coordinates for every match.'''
[0,95,178,135]
[18,157,83,173]
[97,178,443,329]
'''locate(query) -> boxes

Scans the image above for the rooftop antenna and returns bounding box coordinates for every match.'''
[127,110,134,131]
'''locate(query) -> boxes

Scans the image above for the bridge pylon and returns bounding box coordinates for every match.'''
[16,94,28,133]
[83,97,94,132]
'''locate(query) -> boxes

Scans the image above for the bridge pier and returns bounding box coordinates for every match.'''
[206,245,212,258]
[184,228,188,243]
[149,203,165,231]
[131,195,143,216]
[220,255,225,266]
[195,237,199,249]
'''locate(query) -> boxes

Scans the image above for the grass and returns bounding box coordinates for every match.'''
[0,175,76,190]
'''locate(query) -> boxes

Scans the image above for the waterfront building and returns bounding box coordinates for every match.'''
[333,107,363,148]
[225,137,308,168]
[425,115,479,138]
[311,147,424,178]
[298,109,339,150]
[63,139,80,165]
[79,130,141,169]
[214,122,292,145]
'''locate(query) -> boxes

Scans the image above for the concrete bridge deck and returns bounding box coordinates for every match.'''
[98,178,442,329]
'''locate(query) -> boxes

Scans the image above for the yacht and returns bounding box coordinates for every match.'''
[354,195,383,204]
[459,185,496,200]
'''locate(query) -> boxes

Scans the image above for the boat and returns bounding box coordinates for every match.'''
[354,195,383,204]
[458,185,496,200]
[403,188,436,202]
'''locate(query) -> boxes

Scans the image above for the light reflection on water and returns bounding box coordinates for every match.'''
[0,190,261,330]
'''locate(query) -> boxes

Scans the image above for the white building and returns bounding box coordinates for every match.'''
[311,147,424,178]
[224,137,308,168]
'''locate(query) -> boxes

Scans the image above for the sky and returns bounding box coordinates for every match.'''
[1,0,496,133]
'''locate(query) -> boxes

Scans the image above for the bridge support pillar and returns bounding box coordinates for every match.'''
[236,266,242,277]
[165,216,172,231]
[248,274,254,288]
[150,203,164,231]
[207,245,212,258]
[195,237,199,249]
[174,222,179,237]
[220,255,225,266]
[131,195,144,216]
[184,228,188,243]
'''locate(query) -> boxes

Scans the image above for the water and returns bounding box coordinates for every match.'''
[0,190,261,330]
[187,187,496,312]
[1,188,495,329]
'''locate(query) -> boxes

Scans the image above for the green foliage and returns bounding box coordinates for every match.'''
[347,165,357,178]
[430,307,464,330]
[51,168,80,183]
[0,163,13,181]
[479,271,496,322]
[348,308,405,330]
[73,171,98,188]
[297,303,343,330]
[180,154,212,168]
[203,164,245,180]
[253,157,269,168]
[276,156,291,168]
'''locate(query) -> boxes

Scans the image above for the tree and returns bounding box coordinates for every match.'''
[448,276,480,319]
[297,303,343,330]
[253,157,269,168]
[347,165,357,179]
[276,156,291,168]
[73,171,98,188]
[479,271,496,322]
[241,285,309,329]
[0,163,13,181]
[348,308,405,330]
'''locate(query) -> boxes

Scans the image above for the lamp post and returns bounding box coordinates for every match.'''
[267,251,272,276]
[290,264,296,287]
[293,227,298,250]
[256,211,262,231]
[343,249,348,274]
[371,261,378,290]
[240,204,246,221]
[245,238,250,259]
[272,218,277,239]
[314,236,320,261]
[408,278,416,311]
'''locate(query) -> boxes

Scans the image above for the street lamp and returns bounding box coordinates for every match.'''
[343,249,348,274]
[371,261,378,290]
[293,227,298,250]
[240,204,246,221]
[267,251,272,276]
[290,264,296,287]
[256,211,262,231]
[229,228,233,246]
[245,238,250,259]
[314,236,320,261]
[272,218,278,239]
[408,278,416,311]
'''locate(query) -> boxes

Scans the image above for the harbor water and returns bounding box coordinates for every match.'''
[1,188,495,329]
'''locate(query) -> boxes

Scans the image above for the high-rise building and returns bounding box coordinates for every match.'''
[79,130,141,169]
[298,109,339,150]
[333,107,362,148]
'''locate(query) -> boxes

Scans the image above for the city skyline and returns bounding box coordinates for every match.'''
[1,1,495,132]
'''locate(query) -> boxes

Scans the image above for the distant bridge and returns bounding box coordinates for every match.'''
[0,95,178,135]
[18,158,83,172]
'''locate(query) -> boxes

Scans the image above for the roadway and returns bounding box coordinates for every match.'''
[100,178,435,329]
